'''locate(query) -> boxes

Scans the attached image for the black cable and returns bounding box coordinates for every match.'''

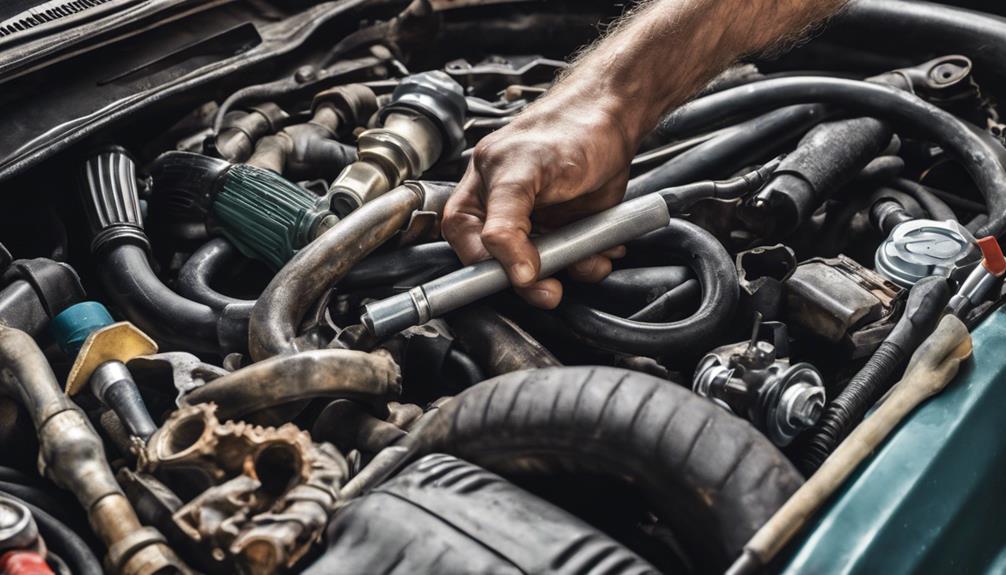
[177,238,252,310]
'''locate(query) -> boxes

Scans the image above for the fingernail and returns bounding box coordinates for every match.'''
[512,262,535,284]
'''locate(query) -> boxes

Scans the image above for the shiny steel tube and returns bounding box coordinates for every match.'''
[362,193,673,338]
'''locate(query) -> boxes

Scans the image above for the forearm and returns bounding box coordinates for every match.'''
[545,0,848,146]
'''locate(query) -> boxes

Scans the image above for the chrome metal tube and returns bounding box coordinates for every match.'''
[362,193,672,337]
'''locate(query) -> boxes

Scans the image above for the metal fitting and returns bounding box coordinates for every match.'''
[875,219,978,288]
[693,322,826,446]
[0,496,38,554]
[328,71,466,217]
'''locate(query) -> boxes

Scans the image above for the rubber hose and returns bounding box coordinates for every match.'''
[177,238,252,310]
[0,492,102,575]
[558,219,739,359]
[626,104,827,200]
[408,366,803,571]
[801,276,952,472]
[655,76,1006,237]
[0,480,68,519]
[837,0,1006,89]
[855,155,904,186]
[183,349,401,420]
[628,278,701,322]
[100,245,220,353]
[339,242,461,291]
[893,177,957,221]
[446,304,560,376]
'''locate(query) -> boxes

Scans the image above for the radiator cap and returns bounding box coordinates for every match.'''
[875,219,979,287]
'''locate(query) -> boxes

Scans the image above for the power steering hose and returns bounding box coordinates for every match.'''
[361,160,780,339]
[800,275,951,473]
[0,325,188,574]
[80,148,249,354]
[654,76,1006,237]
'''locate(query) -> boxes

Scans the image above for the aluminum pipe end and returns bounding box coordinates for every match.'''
[361,286,430,338]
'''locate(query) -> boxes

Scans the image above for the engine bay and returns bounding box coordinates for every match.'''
[0,0,1003,573]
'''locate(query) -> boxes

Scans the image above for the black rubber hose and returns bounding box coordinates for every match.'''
[855,155,904,186]
[801,276,952,472]
[836,0,1006,90]
[408,366,803,572]
[892,177,957,221]
[0,491,102,575]
[746,116,892,237]
[558,219,738,360]
[626,104,827,200]
[177,238,252,310]
[340,242,461,291]
[0,259,84,338]
[655,76,1006,237]
[100,246,221,354]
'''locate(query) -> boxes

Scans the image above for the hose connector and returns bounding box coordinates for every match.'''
[328,71,466,217]
[150,152,333,269]
[80,147,149,255]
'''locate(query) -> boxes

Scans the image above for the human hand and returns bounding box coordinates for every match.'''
[442,96,636,309]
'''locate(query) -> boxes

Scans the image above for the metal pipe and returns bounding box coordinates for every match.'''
[363,163,779,338]
[0,326,187,575]
[183,349,401,420]
[248,183,428,360]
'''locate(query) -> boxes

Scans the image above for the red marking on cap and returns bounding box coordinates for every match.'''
[977,236,1006,277]
[0,551,54,575]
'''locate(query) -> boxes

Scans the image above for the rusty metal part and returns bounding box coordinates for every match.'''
[786,255,902,358]
[181,349,401,420]
[142,403,348,573]
[249,183,426,360]
[128,352,229,405]
[0,325,187,575]
[213,103,290,163]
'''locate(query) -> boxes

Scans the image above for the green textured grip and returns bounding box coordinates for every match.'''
[211,164,327,269]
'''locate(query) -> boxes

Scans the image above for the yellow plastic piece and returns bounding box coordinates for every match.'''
[65,322,158,396]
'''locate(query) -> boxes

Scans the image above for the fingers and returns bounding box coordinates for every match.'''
[442,166,491,265]
[516,278,563,309]
[479,182,539,287]
[568,254,613,283]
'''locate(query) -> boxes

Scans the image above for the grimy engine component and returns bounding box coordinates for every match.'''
[727,314,973,575]
[786,255,902,358]
[0,495,41,555]
[149,151,336,270]
[0,325,188,575]
[693,320,825,446]
[736,244,798,321]
[362,161,781,337]
[875,219,978,288]
[141,402,348,574]
[246,85,378,180]
[327,71,467,217]
[51,301,159,442]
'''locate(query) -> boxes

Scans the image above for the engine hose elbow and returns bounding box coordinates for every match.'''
[0,258,84,338]
[557,219,739,362]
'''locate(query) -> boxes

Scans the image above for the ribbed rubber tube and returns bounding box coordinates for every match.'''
[803,341,903,471]
[408,366,803,572]
[654,76,1006,237]
[557,219,738,360]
